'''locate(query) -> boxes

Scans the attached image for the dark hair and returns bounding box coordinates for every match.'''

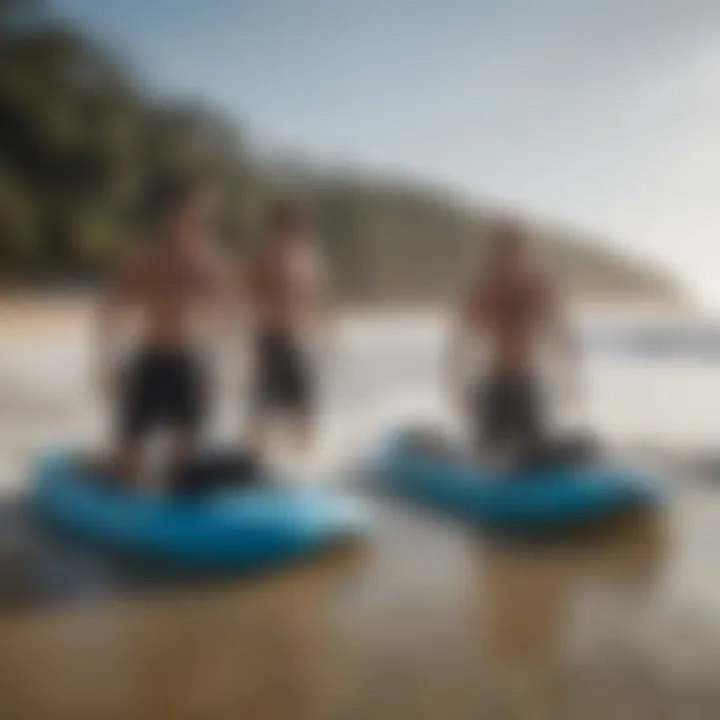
[139,171,205,231]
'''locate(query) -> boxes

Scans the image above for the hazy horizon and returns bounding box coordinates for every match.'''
[49,0,720,307]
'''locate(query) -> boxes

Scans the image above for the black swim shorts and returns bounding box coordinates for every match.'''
[475,372,543,450]
[119,348,206,441]
[252,329,314,414]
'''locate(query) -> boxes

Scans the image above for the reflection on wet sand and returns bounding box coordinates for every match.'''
[476,511,669,718]
[4,492,720,719]
[0,546,368,720]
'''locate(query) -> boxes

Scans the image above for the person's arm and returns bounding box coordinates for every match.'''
[313,251,336,341]
[542,281,582,403]
[229,257,258,376]
[302,245,336,354]
[445,288,482,418]
[211,247,242,343]
[202,247,246,405]
[233,258,252,339]
[95,250,136,399]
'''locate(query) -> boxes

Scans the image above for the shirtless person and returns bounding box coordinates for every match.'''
[243,198,331,464]
[448,219,580,466]
[96,173,232,489]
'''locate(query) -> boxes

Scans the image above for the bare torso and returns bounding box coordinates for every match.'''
[120,240,226,349]
[247,241,323,333]
[464,273,549,374]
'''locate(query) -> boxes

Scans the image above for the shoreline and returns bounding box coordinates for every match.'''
[0,287,694,315]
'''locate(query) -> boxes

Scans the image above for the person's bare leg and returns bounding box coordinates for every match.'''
[245,408,270,464]
[288,412,314,468]
[163,427,201,493]
[168,428,200,468]
[104,439,142,488]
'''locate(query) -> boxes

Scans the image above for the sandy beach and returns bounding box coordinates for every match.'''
[2,297,720,719]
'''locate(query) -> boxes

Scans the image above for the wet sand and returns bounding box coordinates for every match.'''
[2,299,720,719]
[3,497,714,720]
